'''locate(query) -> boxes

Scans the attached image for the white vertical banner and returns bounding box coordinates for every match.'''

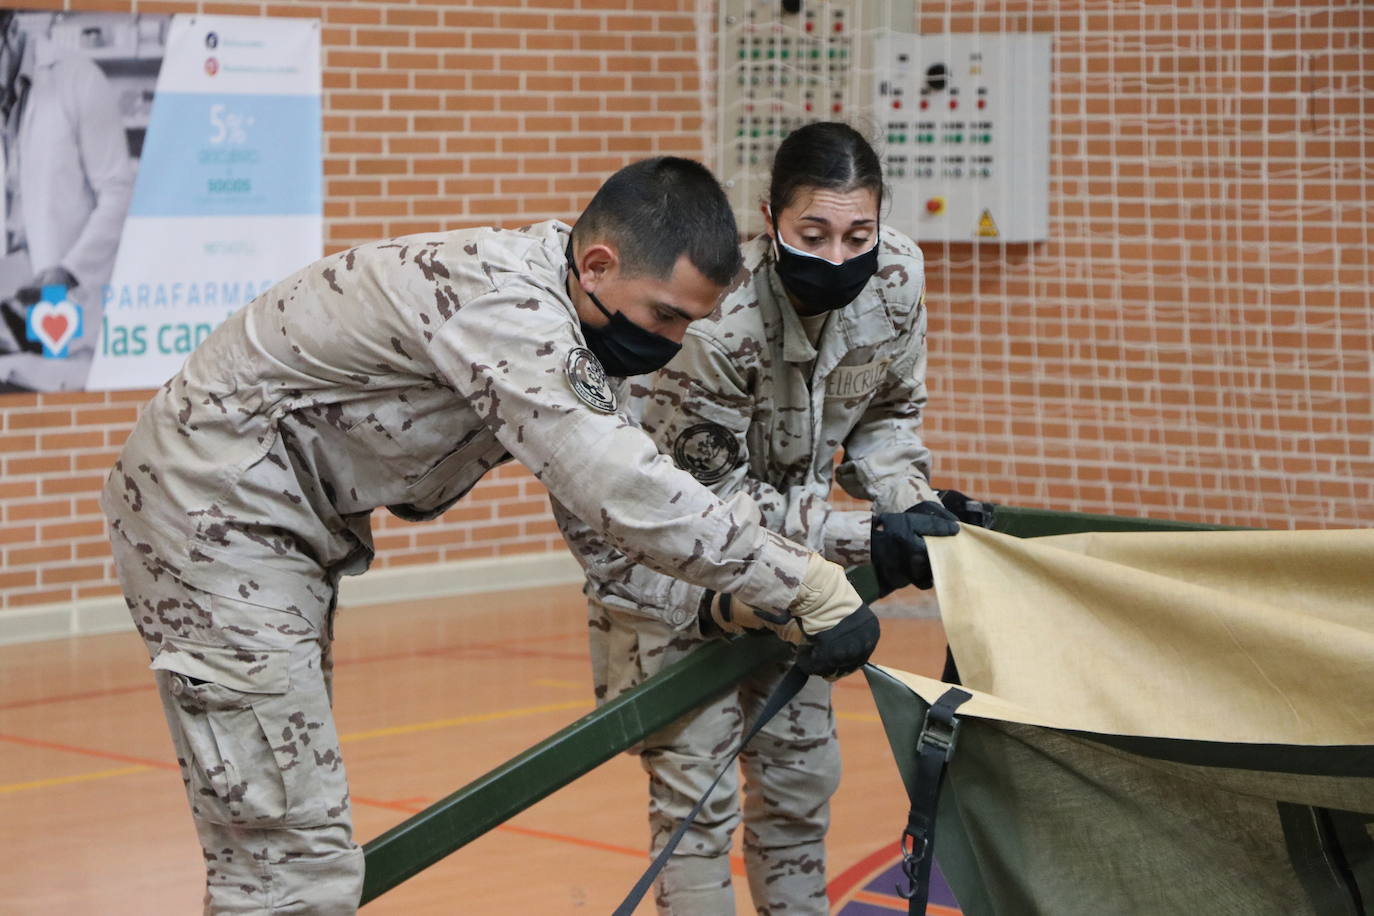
[86,14,321,390]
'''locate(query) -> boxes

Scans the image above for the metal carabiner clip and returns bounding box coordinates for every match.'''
[896,828,929,900]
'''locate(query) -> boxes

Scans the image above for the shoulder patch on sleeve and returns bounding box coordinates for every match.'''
[566,347,616,413]
[672,422,739,484]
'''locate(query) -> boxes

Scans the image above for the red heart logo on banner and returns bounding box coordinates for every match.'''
[41,313,68,342]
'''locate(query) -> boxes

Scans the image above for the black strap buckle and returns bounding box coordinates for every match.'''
[917,707,961,762]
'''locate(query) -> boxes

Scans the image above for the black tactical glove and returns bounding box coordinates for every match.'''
[797,604,880,679]
[870,501,960,596]
[938,489,996,528]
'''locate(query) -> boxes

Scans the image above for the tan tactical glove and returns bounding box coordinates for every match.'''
[700,591,805,645]
[700,554,880,679]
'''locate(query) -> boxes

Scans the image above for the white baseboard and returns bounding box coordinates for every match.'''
[0,551,586,647]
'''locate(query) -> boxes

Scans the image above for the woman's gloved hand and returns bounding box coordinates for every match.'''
[870,501,960,596]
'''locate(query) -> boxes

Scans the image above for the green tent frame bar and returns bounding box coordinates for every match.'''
[359,504,1237,904]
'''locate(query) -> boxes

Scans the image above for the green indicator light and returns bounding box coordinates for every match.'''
[887,134,896,143]
[954,134,963,142]
[781,49,789,58]
[738,48,746,58]
[828,48,836,58]
[767,49,775,58]
[752,49,760,58]
[983,133,992,143]
[899,134,907,143]
[751,129,759,137]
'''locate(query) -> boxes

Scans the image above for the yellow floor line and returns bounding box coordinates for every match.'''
[0,764,149,795]
[339,700,593,743]
[836,712,881,723]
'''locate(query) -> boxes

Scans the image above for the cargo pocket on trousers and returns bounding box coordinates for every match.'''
[153,641,332,829]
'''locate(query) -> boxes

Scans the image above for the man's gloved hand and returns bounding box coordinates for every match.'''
[788,554,881,678]
[870,501,960,596]
[700,590,805,645]
[938,489,996,528]
[797,604,879,680]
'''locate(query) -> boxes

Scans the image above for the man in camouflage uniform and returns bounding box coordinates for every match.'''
[556,198,943,912]
[102,158,879,914]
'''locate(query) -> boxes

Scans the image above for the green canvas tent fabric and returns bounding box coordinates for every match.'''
[869,526,1374,916]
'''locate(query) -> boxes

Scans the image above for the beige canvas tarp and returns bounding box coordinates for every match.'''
[881,525,1374,745]
[869,526,1374,916]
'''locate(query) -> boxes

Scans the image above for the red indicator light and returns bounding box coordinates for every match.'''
[919,99,929,110]
[950,99,958,110]
[977,99,986,109]
[832,102,842,113]
[893,99,901,109]
[926,197,945,214]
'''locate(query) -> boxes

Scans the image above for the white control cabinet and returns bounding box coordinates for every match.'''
[876,33,1051,242]
[716,0,913,236]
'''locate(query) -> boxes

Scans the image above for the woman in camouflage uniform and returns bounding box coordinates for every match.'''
[555,124,960,914]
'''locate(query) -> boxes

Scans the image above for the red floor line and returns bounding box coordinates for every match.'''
[354,795,749,875]
[0,631,588,712]
[827,840,901,905]
[0,683,156,712]
[0,732,178,771]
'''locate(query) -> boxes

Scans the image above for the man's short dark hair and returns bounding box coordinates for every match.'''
[573,157,743,287]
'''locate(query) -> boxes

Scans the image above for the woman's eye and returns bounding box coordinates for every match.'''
[655,308,677,322]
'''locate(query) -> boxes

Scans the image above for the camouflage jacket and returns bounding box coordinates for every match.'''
[101,221,811,618]
[555,229,937,627]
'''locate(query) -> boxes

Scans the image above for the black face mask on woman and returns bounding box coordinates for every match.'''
[566,240,682,377]
[771,229,880,316]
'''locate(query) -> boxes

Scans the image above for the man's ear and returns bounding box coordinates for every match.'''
[578,242,618,289]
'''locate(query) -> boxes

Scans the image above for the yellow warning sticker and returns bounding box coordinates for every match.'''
[977,209,999,238]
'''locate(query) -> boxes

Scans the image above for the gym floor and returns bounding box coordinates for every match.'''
[0,583,954,914]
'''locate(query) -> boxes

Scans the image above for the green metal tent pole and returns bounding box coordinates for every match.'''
[359,630,794,904]
[989,504,1242,538]
[360,503,1235,903]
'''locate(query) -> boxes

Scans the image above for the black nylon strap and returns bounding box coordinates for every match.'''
[612,664,811,916]
[898,686,972,915]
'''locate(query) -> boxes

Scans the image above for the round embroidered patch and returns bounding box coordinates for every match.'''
[673,422,739,484]
[565,347,616,413]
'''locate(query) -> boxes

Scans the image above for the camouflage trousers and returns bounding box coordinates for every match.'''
[109,528,363,914]
[590,598,840,916]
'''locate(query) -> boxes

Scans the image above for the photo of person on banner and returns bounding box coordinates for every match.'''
[0,10,136,391]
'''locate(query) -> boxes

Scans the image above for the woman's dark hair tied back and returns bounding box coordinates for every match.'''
[768,122,884,218]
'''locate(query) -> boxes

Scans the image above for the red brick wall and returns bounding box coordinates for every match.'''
[0,0,1368,615]
[917,1,1371,529]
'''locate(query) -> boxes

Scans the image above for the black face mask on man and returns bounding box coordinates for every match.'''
[770,224,880,316]
[566,239,682,378]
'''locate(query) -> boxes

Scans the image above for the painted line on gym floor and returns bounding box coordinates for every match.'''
[0,631,587,713]
[0,764,151,795]
[0,732,178,771]
[0,697,595,791]
[0,683,156,713]
[338,699,593,743]
[353,794,748,875]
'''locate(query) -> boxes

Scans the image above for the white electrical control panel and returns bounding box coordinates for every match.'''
[875,33,1051,242]
[715,5,1052,244]
[716,0,913,235]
